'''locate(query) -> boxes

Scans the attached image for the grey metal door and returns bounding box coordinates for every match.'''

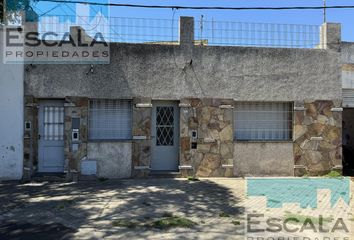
[38,100,65,172]
[151,101,179,171]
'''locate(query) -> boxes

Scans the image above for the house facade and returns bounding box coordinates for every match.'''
[21,17,343,180]
[341,41,354,174]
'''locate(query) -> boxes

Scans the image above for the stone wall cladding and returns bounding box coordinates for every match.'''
[64,97,88,180]
[132,98,152,177]
[23,96,38,180]
[294,100,342,176]
[180,98,234,177]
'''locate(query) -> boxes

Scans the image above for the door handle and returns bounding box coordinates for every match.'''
[38,134,41,140]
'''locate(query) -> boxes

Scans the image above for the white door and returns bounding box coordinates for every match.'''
[151,101,179,171]
[38,100,65,172]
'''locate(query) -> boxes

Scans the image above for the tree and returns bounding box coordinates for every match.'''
[1,0,33,24]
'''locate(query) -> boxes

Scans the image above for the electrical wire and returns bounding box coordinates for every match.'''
[35,0,354,11]
[38,4,62,16]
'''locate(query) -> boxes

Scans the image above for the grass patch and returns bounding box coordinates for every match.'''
[187,176,199,181]
[324,171,342,178]
[151,216,197,229]
[219,212,231,218]
[112,219,139,229]
[284,213,333,225]
[231,220,241,225]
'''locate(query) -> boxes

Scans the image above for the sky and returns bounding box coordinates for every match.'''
[32,0,354,41]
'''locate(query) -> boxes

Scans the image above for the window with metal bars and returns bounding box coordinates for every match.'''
[44,106,65,141]
[234,102,293,141]
[89,99,132,140]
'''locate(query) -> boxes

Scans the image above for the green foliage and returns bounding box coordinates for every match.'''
[231,220,241,225]
[112,219,139,229]
[152,216,197,229]
[187,176,199,181]
[324,171,342,178]
[219,212,230,218]
[1,0,34,24]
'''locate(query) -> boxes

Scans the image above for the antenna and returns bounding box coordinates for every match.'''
[323,0,327,23]
[200,15,204,45]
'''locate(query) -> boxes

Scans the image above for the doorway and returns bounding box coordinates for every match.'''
[343,108,354,176]
[38,100,65,172]
[151,101,179,171]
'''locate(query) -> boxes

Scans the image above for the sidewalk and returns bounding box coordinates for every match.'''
[0,178,352,239]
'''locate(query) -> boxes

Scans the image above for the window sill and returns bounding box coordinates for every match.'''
[234,140,293,143]
[88,139,133,143]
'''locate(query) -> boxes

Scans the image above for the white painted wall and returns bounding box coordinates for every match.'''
[0,27,24,180]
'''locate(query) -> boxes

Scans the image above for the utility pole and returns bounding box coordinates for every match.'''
[323,0,327,23]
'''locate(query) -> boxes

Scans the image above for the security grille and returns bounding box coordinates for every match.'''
[156,106,174,146]
[234,102,292,141]
[89,99,132,140]
[44,106,64,141]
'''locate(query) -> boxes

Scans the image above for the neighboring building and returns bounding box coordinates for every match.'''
[341,41,354,175]
[0,26,24,180]
[22,17,343,180]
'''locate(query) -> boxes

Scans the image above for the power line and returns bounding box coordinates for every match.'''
[38,4,61,16]
[35,0,354,11]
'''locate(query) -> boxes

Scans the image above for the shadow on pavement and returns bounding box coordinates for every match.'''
[0,179,244,239]
[0,220,76,240]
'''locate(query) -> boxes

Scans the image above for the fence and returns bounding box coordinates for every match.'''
[35,15,321,48]
[195,20,321,48]
[37,15,179,44]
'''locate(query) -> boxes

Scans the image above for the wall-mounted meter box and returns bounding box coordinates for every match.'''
[25,121,31,131]
[72,129,79,142]
[191,130,197,141]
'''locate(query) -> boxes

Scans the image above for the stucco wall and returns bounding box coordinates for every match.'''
[342,42,354,64]
[342,42,354,89]
[0,28,24,180]
[234,142,294,176]
[25,43,341,102]
[87,142,132,178]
